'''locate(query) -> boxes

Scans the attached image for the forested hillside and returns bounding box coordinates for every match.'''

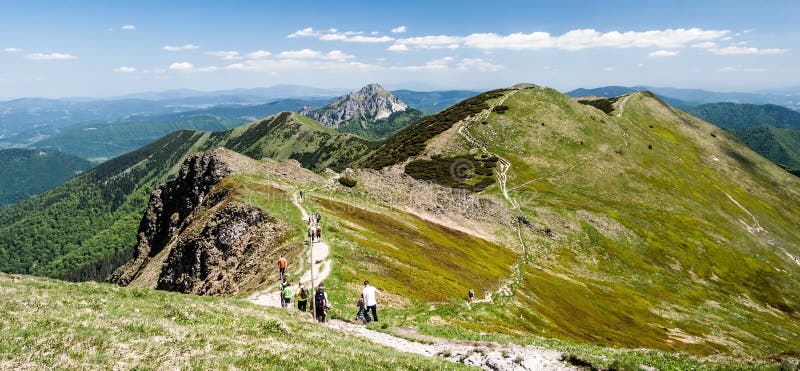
[0,148,92,206]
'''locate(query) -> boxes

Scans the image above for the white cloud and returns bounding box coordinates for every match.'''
[169,62,194,70]
[709,46,788,55]
[719,66,768,72]
[324,50,354,61]
[387,43,409,52]
[247,50,272,59]
[121,25,136,30]
[602,67,614,71]
[456,58,503,72]
[648,50,679,57]
[225,58,380,73]
[392,35,463,49]
[391,25,407,34]
[205,50,241,60]
[25,53,77,60]
[395,57,454,71]
[692,41,717,49]
[344,35,394,43]
[114,66,137,73]
[278,49,322,59]
[288,27,318,38]
[163,44,199,52]
[3,47,21,53]
[319,34,347,41]
[168,62,217,72]
[389,27,731,51]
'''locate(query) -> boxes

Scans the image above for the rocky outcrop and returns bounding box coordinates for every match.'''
[302,83,408,128]
[110,148,293,295]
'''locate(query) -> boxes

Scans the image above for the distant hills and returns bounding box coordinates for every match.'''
[0,148,91,206]
[567,85,800,110]
[684,102,800,130]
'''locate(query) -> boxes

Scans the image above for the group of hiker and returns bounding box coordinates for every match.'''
[276,255,380,324]
[308,213,322,243]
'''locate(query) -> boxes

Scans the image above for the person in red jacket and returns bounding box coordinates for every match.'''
[278,255,287,279]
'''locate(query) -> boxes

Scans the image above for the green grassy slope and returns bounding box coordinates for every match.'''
[0,148,92,206]
[449,88,800,354]
[0,273,460,370]
[729,125,800,172]
[0,112,374,281]
[337,108,425,140]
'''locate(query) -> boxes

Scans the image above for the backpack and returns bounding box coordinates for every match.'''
[314,290,326,311]
[298,288,308,300]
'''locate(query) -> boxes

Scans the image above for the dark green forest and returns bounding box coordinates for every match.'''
[0,148,92,206]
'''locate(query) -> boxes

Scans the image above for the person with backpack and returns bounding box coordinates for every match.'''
[362,280,379,322]
[355,297,370,323]
[282,281,294,310]
[278,255,287,279]
[308,225,316,243]
[314,283,329,323]
[468,288,475,304]
[280,277,289,308]
[316,226,321,241]
[316,213,321,224]
[296,284,309,312]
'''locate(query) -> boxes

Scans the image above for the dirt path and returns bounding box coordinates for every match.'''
[247,191,332,307]
[327,320,575,370]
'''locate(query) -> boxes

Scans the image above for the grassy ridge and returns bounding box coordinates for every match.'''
[0,273,461,370]
[451,87,800,354]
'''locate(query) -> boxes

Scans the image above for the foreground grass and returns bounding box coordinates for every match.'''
[0,274,464,370]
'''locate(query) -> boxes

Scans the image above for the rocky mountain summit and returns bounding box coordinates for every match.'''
[301,83,410,129]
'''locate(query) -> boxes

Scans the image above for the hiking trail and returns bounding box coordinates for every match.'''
[247,191,332,307]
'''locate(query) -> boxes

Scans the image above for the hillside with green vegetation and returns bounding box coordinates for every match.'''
[391,90,480,113]
[0,148,91,206]
[337,108,424,140]
[729,125,800,174]
[685,102,800,130]
[0,273,459,370]
[0,112,374,281]
[448,88,800,355]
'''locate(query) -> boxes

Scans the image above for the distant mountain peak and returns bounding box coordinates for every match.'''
[301,83,408,128]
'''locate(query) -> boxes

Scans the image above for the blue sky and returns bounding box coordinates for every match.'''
[1,0,798,98]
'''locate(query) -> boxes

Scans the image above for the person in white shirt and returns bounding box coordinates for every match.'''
[361,280,379,322]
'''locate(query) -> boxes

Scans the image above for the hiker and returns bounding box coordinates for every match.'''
[299,190,304,200]
[308,225,315,243]
[316,226,321,241]
[282,281,294,309]
[280,277,289,308]
[278,255,287,279]
[355,297,369,323]
[468,288,475,303]
[362,280,379,322]
[296,284,309,312]
[316,213,321,224]
[314,283,329,323]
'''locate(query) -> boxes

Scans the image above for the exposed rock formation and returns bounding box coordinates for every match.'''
[302,83,408,128]
[110,148,293,295]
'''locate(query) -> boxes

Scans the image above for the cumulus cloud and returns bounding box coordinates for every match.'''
[288,27,318,38]
[169,62,194,70]
[391,25,407,34]
[163,44,199,52]
[205,51,241,60]
[247,50,272,59]
[692,41,717,49]
[290,27,394,43]
[225,58,380,73]
[121,25,136,30]
[387,44,409,52]
[25,53,77,60]
[3,47,21,53]
[709,46,788,55]
[393,57,502,72]
[276,49,354,61]
[648,50,679,57]
[386,27,734,52]
[114,66,137,73]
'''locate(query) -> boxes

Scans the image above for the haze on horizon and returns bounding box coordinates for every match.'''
[1,0,798,99]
